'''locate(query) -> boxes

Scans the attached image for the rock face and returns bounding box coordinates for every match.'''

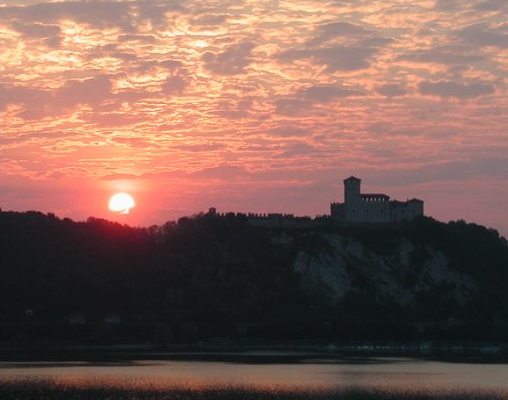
[291,233,476,306]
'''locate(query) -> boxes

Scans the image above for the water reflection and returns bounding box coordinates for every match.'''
[1,356,507,397]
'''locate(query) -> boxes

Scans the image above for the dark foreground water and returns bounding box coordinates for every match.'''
[1,354,507,399]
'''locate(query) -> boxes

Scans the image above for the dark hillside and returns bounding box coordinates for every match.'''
[1,211,507,345]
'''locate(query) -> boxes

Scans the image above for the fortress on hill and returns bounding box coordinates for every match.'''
[209,176,424,227]
[331,176,424,223]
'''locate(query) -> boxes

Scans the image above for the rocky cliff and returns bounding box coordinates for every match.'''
[292,233,476,305]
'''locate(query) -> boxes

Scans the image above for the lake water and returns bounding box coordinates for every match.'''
[1,354,507,398]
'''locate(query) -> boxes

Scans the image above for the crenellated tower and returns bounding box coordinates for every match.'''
[343,176,361,221]
[344,176,361,206]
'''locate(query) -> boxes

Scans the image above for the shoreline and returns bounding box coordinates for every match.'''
[1,341,508,363]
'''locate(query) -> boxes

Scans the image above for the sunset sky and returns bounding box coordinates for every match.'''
[1,0,507,236]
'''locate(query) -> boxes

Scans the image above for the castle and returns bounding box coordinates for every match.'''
[331,176,423,223]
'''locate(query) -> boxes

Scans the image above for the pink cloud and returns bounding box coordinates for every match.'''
[0,0,507,238]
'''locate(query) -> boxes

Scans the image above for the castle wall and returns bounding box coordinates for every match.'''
[330,202,344,220]
[332,176,424,223]
[390,200,424,222]
[359,199,390,223]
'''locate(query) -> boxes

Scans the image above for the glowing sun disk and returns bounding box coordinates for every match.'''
[108,192,135,214]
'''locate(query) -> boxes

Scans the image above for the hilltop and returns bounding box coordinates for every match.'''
[1,210,508,347]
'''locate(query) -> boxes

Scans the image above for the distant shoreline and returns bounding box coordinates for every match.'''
[2,341,508,363]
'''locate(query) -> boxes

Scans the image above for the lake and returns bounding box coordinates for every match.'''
[1,353,507,399]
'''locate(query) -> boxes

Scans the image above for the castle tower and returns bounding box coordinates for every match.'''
[344,176,361,205]
[344,176,361,221]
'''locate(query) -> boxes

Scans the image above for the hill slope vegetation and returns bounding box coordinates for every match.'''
[1,211,507,344]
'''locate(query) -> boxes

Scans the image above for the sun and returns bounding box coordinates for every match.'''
[108,192,135,214]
